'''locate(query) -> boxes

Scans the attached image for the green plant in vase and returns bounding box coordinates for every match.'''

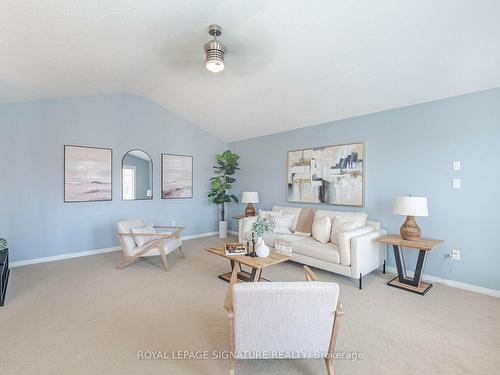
[208,150,240,238]
[251,217,274,257]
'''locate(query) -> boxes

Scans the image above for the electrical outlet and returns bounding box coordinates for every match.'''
[450,250,461,260]
[452,161,461,171]
[452,179,461,189]
[171,220,176,226]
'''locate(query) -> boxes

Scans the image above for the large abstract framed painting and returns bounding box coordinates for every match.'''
[287,142,364,206]
[64,145,112,202]
[161,154,193,199]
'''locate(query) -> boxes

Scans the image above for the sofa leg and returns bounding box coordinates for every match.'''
[359,273,362,290]
[383,260,386,274]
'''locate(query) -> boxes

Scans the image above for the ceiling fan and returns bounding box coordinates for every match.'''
[162,24,272,76]
[204,24,226,73]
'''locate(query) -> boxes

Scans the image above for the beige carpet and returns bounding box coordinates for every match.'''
[1,235,499,375]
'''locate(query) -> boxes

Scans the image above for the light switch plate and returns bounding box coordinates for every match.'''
[452,179,461,189]
[453,161,461,171]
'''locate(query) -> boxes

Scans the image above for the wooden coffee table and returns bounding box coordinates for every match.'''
[206,246,290,282]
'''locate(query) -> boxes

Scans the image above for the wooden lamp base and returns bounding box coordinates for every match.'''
[400,216,421,241]
[245,203,256,217]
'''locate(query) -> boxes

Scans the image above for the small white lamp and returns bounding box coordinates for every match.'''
[242,192,259,217]
[393,196,428,240]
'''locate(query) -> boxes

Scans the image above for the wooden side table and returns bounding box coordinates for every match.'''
[378,235,443,295]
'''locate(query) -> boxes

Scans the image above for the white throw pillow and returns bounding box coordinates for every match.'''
[312,215,332,244]
[330,217,360,245]
[272,214,295,234]
[130,225,159,247]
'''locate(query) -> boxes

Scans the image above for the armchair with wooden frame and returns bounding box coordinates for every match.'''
[116,219,185,271]
[224,265,343,375]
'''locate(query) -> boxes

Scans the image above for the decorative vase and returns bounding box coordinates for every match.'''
[219,221,228,239]
[255,236,270,257]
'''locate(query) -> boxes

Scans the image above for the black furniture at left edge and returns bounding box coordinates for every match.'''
[1,248,10,307]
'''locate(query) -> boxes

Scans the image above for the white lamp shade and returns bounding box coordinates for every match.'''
[393,196,428,217]
[241,191,259,204]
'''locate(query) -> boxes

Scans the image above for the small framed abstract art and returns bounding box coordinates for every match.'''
[161,154,193,199]
[64,145,113,202]
[287,142,364,207]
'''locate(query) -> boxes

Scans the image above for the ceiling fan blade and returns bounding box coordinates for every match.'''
[160,29,205,70]
[224,34,275,76]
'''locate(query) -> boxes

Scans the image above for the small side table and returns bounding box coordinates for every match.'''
[378,235,443,295]
[0,248,10,307]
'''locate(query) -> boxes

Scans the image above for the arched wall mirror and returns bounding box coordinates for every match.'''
[122,149,153,200]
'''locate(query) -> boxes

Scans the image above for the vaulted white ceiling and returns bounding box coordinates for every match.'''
[1,0,500,141]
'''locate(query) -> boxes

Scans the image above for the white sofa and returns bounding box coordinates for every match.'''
[238,205,386,289]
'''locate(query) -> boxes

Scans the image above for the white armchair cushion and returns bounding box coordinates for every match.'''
[337,226,374,266]
[142,237,182,257]
[233,281,339,359]
[117,219,146,254]
[312,215,332,243]
[130,225,159,247]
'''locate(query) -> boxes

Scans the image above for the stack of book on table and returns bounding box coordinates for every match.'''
[224,243,247,256]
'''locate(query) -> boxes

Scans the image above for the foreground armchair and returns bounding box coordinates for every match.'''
[224,265,343,375]
[116,219,185,271]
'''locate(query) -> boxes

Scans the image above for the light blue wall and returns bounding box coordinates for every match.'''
[228,88,500,290]
[0,94,225,262]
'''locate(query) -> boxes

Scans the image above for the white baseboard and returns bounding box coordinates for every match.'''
[181,231,218,240]
[385,266,500,298]
[10,231,222,268]
[11,246,121,268]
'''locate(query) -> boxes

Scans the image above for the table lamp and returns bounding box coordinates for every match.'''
[242,192,259,217]
[393,196,428,241]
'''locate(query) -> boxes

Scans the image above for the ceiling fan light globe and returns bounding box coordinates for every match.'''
[206,60,224,72]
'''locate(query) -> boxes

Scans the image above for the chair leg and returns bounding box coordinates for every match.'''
[178,245,185,259]
[117,256,138,270]
[325,358,334,375]
[229,357,235,375]
[158,245,169,272]
[359,273,362,289]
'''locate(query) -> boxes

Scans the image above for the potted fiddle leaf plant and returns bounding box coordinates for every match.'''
[208,150,240,238]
